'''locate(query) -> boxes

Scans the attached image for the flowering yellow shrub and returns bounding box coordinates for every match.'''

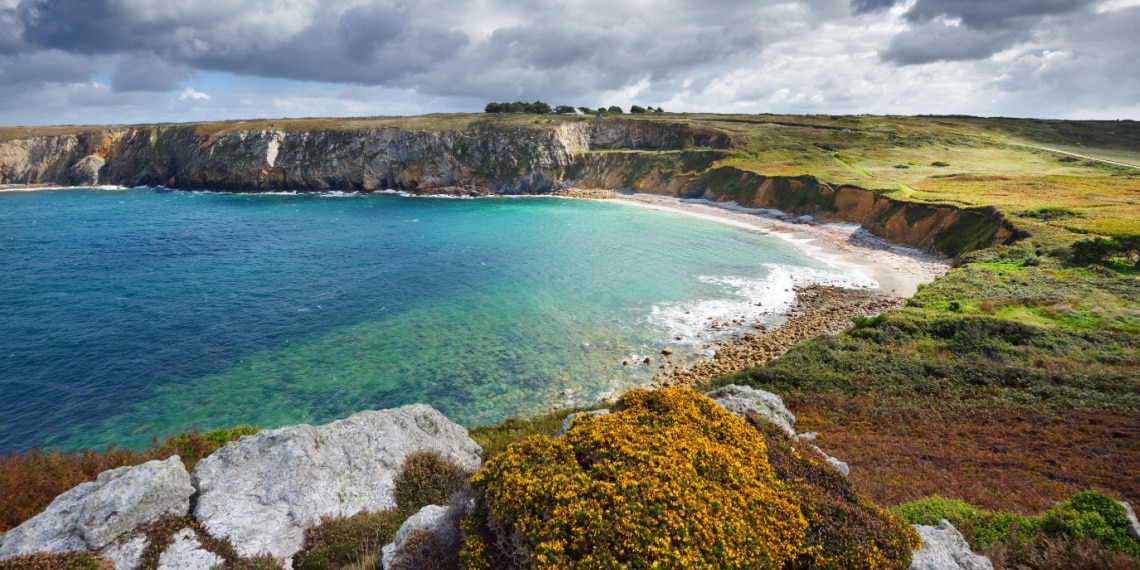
[462,387,811,569]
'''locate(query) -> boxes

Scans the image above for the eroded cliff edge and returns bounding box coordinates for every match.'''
[0,118,1023,257]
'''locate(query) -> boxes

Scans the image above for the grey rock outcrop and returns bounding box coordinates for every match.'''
[191,404,481,563]
[811,445,851,477]
[156,528,224,570]
[705,384,796,436]
[910,519,993,570]
[1121,501,1140,541]
[380,504,464,570]
[0,456,193,560]
[100,535,148,570]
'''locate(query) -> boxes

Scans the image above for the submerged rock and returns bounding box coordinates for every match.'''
[191,404,481,563]
[705,384,796,437]
[0,456,192,560]
[910,519,993,570]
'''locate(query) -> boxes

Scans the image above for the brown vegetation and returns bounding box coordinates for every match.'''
[786,395,1140,514]
[0,426,257,533]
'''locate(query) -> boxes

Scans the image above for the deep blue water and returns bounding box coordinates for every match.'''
[0,189,861,451]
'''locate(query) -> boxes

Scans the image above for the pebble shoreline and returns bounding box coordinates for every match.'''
[652,285,901,388]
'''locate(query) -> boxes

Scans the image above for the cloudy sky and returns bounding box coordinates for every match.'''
[1,0,1138,126]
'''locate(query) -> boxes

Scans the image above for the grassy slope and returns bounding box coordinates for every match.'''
[657,114,1140,515]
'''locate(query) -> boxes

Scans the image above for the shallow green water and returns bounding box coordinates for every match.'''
[0,189,867,451]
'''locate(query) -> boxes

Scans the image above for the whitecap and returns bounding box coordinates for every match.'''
[646,264,878,349]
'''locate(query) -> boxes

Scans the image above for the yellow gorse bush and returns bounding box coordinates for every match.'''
[463,387,812,569]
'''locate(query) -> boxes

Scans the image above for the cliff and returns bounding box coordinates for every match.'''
[0,117,1020,256]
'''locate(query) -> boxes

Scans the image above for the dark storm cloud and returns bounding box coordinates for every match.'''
[858,0,1102,64]
[17,0,139,52]
[882,22,1026,64]
[849,0,898,15]
[902,0,1093,29]
[0,0,768,91]
[110,53,192,92]
[0,49,103,86]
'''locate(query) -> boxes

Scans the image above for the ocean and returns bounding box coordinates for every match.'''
[0,188,872,451]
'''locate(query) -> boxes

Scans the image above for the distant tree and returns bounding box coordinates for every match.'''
[526,100,553,114]
[554,105,577,114]
[485,102,504,113]
[577,107,594,115]
[654,106,664,113]
[630,105,647,114]
[607,105,624,114]
[1070,237,1115,265]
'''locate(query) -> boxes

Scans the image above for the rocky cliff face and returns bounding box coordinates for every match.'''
[0,120,727,194]
[0,118,1017,256]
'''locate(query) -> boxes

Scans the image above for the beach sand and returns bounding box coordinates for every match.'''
[611,193,950,298]
[599,193,951,388]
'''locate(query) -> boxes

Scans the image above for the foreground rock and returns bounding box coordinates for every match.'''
[705,384,796,437]
[0,456,192,561]
[910,520,993,570]
[156,528,224,570]
[192,404,482,562]
[1121,501,1140,541]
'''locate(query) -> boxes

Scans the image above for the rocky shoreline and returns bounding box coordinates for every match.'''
[653,284,900,388]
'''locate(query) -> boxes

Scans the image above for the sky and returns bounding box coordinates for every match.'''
[1,0,1138,126]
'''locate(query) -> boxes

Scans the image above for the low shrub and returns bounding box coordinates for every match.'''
[393,450,471,516]
[293,510,404,570]
[389,528,461,570]
[893,491,1140,558]
[463,387,912,569]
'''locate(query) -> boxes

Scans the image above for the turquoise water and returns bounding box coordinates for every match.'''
[0,189,863,451]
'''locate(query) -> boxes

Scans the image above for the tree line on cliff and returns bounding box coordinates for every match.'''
[484,101,664,115]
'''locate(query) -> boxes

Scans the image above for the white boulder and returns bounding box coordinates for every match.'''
[811,444,851,477]
[1120,501,1140,541]
[910,519,993,570]
[99,535,148,570]
[0,456,193,560]
[191,404,482,562]
[705,384,796,436]
[157,528,224,570]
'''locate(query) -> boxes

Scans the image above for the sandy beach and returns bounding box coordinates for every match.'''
[610,193,950,298]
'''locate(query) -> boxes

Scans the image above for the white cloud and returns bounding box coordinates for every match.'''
[177,87,210,101]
